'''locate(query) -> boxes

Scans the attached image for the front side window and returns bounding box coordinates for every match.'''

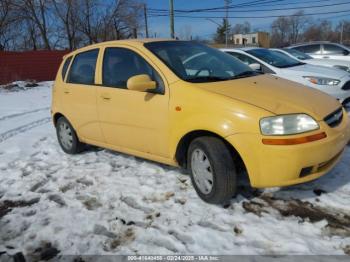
[227,52,274,74]
[102,47,164,93]
[283,49,312,60]
[247,49,303,68]
[61,56,72,81]
[323,44,348,55]
[227,52,257,65]
[294,44,321,54]
[145,41,256,83]
[67,49,99,85]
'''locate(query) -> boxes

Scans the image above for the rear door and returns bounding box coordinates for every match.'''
[62,49,103,142]
[96,46,170,157]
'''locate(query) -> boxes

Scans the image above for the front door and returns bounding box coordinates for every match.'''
[97,47,170,158]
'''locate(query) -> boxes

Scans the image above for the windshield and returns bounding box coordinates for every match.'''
[246,48,304,68]
[144,41,257,82]
[283,48,313,60]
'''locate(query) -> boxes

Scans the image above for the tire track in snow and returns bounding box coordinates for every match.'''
[0,107,50,122]
[0,117,51,143]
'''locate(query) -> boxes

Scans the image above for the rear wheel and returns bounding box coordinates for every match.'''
[56,116,84,154]
[187,136,237,204]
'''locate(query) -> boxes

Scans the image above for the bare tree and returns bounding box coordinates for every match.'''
[12,0,52,50]
[52,0,80,50]
[75,0,143,44]
[270,11,311,47]
[232,21,251,34]
[288,11,310,44]
[0,0,16,50]
[271,16,290,47]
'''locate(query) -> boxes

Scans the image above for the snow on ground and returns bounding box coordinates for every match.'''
[0,82,350,259]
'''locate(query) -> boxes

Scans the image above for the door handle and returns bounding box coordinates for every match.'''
[323,56,329,59]
[63,89,70,94]
[101,93,111,100]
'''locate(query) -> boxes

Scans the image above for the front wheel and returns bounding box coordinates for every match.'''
[187,137,237,204]
[56,116,84,154]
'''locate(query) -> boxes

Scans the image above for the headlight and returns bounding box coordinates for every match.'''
[260,114,319,135]
[303,76,340,86]
[333,65,350,72]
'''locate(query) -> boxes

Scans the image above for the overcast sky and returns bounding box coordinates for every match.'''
[144,0,350,39]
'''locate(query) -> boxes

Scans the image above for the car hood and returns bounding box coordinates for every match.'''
[199,74,340,121]
[283,63,348,79]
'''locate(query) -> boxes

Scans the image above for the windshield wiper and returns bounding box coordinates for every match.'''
[231,71,261,79]
[186,76,230,83]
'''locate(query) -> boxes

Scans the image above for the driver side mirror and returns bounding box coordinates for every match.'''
[127,74,156,92]
[249,63,261,71]
[343,49,349,56]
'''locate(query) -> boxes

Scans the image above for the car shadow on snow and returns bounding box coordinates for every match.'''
[79,143,350,204]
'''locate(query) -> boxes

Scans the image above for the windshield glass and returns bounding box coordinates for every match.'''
[283,48,313,60]
[246,48,304,68]
[144,41,257,82]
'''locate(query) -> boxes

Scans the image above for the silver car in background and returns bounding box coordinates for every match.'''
[272,48,350,73]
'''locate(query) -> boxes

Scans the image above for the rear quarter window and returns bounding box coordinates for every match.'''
[61,56,72,81]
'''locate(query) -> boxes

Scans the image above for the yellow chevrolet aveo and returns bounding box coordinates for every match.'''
[52,39,350,204]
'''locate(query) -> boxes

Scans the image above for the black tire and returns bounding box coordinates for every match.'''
[56,116,84,154]
[187,136,237,204]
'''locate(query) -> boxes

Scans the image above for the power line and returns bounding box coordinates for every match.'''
[148,9,350,19]
[148,0,286,13]
[239,0,338,8]
[148,0,338,13]
[148,1,350,14]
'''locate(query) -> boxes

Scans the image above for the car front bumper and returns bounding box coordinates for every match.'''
[226,110,350,188]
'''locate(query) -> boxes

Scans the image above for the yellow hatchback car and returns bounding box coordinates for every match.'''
[52,39,350,204]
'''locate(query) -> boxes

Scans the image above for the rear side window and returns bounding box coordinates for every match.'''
[294,44,321,54]
[323,44,347,55]
[68,49,99,85]
[61,56,72,81]
[102,47,164,93]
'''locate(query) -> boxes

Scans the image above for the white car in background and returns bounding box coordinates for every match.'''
[287,42,350,62]
[272,48,350,73]
[221,48,350,110]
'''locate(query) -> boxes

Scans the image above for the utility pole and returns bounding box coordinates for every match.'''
[144,4,149,38]
[169,0,175,38]
[340,21,344,44]
[225,0,230,47]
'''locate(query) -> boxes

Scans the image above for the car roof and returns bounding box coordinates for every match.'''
[288,41,332,47]
[220,47,262,52]
[63,38,176,58]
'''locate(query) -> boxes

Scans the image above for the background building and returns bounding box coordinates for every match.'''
[232,32,270,48]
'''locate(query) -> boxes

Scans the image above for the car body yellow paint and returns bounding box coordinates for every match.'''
[52,39,350,188]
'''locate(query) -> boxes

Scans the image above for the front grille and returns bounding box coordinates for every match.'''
[342,81,350,90]
[324,107,343,128]
[343,97,350,111]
